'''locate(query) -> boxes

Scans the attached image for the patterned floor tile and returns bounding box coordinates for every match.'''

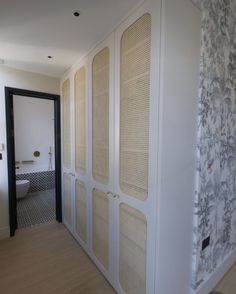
[17,189,56,229]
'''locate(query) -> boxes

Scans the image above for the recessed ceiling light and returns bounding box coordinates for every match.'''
[73,11,80,17]
[47,56,53,59]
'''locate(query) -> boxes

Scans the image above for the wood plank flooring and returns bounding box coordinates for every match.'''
[214,263,236,294]
[0,222,116,294]
[0,221,235,294]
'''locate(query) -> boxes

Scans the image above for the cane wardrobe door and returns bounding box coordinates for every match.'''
[62,79,73,229]
[115,12,152,294]
[90,42,114,280]
[74,65,88,245]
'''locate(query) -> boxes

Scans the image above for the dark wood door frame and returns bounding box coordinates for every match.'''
[5,87,62,236]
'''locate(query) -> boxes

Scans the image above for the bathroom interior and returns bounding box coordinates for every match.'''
[14,95,56,229]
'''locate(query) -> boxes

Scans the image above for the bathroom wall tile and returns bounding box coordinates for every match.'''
[16,170,55,192]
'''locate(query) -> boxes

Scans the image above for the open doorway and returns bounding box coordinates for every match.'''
[5,87,62,236]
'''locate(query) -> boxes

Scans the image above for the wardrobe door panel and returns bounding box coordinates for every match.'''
[92,47,110,184]
[62,79,71,168]
[63,173,72,226]
[75,180,87,243]
[90,39,114,283]
[115,11,154,294]
[119,203,147,294]
[75,67,86,175]
[119,13,151,201]
[92,188,109,270]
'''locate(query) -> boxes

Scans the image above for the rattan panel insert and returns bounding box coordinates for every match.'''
[119,203,147,294]
[120,13,151,201]
[75,180,87,243]
[62,79,71,168]
[92,188,109,269]
[75,67,86,175]
[92,47,109,184]
[63,173,72,226]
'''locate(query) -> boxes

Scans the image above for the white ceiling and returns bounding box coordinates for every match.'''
[0,0,142,77]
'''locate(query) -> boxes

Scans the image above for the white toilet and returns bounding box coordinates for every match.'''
[16,180,30,199]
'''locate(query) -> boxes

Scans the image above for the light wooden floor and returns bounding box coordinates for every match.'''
[214,263,236,294]
[0,222,116,294]
[0,222,235,294]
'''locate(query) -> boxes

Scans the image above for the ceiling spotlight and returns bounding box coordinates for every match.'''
[47,56,53,59]
[73,11,80,17]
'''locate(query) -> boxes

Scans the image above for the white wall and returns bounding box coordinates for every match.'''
[14,95,54,173]
[155,0,201,293]
[0,66,59,239]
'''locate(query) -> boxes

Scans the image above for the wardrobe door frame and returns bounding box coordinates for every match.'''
[87,34,116,287]
[72,57,90,252]
[61,73,75,234]
[113,1,161,293]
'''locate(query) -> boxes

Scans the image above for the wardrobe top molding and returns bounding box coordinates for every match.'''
[60,0,158,82]
[60,0,201,83]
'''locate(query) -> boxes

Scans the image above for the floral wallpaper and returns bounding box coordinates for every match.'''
[192,0,236,290]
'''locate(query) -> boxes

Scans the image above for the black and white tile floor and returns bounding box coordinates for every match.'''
[17,189,55,229]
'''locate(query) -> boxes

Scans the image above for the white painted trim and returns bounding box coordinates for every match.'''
[0,226,10,240]
[193,250,236,294]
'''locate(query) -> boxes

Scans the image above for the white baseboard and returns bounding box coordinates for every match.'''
[63,219,73,235]
[195,249,236,294]
[0,226,10,240]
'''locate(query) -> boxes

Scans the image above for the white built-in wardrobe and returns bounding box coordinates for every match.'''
[61,0,201,293]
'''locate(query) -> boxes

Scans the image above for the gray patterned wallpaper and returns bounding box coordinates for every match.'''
[192,0,236,290]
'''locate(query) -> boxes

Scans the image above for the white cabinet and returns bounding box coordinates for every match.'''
[113,10,156,294]
[88,37,115,283]
[62,78,73,231]
[61,0,201,293]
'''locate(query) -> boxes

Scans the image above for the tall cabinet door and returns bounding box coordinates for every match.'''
[114,8,158,294]
[88,37,115,284]
[74,60,89,249]
[62,78,74,231]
